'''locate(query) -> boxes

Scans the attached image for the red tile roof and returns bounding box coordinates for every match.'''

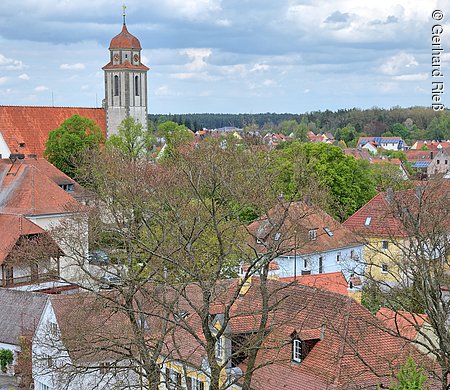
[0,106,106,157]
[342,192,407,237]
[405,150,433,161]
[0,214,45,264]
[102,61,149,71]
[280,271,348,296]
[109,23,141,49]
[0,159,80,215]
[376,308,427,341]
[248,201,360,256]
[47,279,436,388]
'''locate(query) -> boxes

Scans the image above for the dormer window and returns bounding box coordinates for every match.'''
[292,338,302,362]
[215,335,224,361]
[308,229,317,241]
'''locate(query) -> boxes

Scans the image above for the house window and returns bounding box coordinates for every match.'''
[274,232,281,241]
[49,322,58,336]
[445,160,448,165]
[215,335,223,361]
[382,241,389,250]
[46,355,53,368]
[350,250,355,259]
[364,217,372,226]
[191,377,205,390]
[165,368,182,390]
[135,75,139,96]
[318,257,323,274]
[323,227,333,237]
[437,159,440,164]
[35,381,51,390]
[114,75,119,96]
[308,229,317,241]
[381,264,389,273]
[99,362,111,374]
[336,252,341,263]
[292,338,302,362]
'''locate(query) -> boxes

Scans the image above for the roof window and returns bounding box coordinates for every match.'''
[323,227,333,237]
[364,217,372,226]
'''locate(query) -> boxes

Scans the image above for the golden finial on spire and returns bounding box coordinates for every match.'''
[122,3,127,25]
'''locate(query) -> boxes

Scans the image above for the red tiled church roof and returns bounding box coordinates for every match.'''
[109,23,141,49]
[0,106,106,157]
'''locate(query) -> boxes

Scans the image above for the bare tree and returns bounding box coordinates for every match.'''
[35,137,328,390]
[348,178,450,389]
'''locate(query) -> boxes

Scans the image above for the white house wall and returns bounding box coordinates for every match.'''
[273,245,365,279]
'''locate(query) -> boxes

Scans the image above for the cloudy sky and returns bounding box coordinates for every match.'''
[0,0,449,114]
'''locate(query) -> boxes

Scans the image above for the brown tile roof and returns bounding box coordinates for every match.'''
[0,159,80,215]
[46,279,436,388]
[405,150,433,161]
[0,289,48,345]
[280,271,348,296]
[248,201,360,256]
[102,61,149,71]
[0,106,106,157]
[343,148,372,161]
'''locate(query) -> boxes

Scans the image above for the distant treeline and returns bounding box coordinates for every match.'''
[149,107,448,134]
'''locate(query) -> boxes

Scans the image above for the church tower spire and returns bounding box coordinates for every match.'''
[103,7,149,137]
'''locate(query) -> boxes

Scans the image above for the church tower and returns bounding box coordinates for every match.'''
[103,10,149,137]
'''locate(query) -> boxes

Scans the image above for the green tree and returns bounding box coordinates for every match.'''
[426,114,450,140]
[44,114,104,178]
[156,121,193,160]
[388,356,428,389]
[0,349,13,373]
[106,117,155,160]
[272,142,376,219]
[339,124,357,143]
[391,123,410,139]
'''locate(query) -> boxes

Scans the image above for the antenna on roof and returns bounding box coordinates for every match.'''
[122,3,127,25]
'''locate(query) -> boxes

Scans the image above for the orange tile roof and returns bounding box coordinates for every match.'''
[0,159,80,215]
[0,106,106,157]
[280,271,348,296]
[0,214,45,264]
[376,308,427,341]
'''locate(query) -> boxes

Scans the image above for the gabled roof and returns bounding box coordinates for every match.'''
[405,150,433,161]
[342,192,406,237]
[0,106,106,157]
[0,160,80,216]
[0,214,46,264]
[0,289,48,345]
[280,271,348,296]
[248,201,361,256]
[43,279,436,389]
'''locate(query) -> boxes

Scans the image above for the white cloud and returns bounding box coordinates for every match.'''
[0,77,9,85]
[180,48,212,72]
[60,63,86,70]
[263,79,275,86]
[251,63,270,72]
[164,0,221,20]
[380,52,418,75]
[155,85,175,96]
[34,85,49,92]
[18,73,30,80]
[0,53,25,70]
[393,73,428,81]
[216,19,231,27]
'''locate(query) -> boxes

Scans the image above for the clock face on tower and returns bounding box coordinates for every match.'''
[133,54,139,63]
[113,53,120,62]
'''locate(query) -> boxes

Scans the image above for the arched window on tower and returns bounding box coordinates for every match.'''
[114,75,119,96]
[135,75,139,96]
